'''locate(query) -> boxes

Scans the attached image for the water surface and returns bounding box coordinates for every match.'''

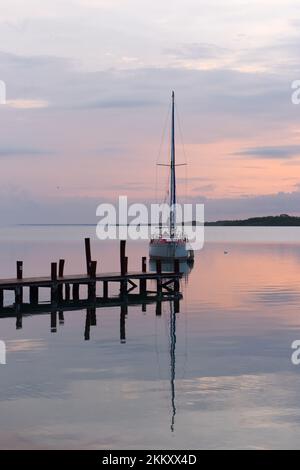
[0,227,300,449]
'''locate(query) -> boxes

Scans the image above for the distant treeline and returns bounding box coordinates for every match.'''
[204,214,300,226]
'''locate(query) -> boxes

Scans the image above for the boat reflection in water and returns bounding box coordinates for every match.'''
[149,258,194,279]
[169,300,177,432]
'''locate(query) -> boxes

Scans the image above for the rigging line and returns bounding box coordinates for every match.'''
[175,102,188,205]
[155,103,171,205]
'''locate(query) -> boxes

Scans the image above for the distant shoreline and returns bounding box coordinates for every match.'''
[204,214,300,226]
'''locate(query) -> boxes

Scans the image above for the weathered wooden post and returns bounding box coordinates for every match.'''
[142,256,147,273]
[58,259,65,277]
[51,262,58,305]
[58,311,64,325]
[51,262,57,281]
[156,259,162,274]
[16,261,23,304]
[103,280,108,300]
[16,261,23,279]
[120,240,127,296]
[88,260,97,301]
[85,238,92,275]
[15,286,22,309]
[65,283,70,301]
[29,286,38,305]
[58,259,65,301]
[174,298,180,314]
[139,278,147,295]
[140,257,147,295]
[73,283,80,301]
[120,240,126,275]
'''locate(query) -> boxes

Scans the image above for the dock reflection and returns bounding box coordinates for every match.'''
[0,285,183,433]
[0,291,182,344]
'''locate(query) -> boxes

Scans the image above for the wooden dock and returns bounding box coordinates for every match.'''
[0,239,183,313]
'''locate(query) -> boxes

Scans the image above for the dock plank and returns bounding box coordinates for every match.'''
[0,271,182,289]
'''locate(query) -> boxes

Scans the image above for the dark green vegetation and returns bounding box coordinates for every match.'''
[205,214,300,226]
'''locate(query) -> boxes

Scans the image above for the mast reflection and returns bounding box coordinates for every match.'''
[169,300,177,432]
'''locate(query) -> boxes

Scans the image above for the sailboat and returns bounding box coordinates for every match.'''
[149,91,194,261]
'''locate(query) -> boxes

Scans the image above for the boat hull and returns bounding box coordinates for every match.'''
[149,239,194,260]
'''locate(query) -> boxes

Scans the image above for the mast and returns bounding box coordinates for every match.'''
[170,91,176,238]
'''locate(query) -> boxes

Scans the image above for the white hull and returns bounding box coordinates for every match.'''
[149,239,194,260]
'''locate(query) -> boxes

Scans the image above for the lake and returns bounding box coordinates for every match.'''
[0,226,300,449]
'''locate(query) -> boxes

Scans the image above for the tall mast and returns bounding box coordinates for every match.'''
[170,91,176,238]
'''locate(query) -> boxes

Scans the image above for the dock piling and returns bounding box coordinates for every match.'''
[120,240,126,275]
[90,307,97,326]
[103,280,108,299]
[29,286,38,305]
[51,263,58,305]
[73,284,80,301]
[51,262,57,281]
[88,261,97,301]
[85,238,92,275]
[58,259,65,277]
[156,259,162,274]
[120,240,127,295]
[65,283,70,301]
[16,261,23,304]
[16,261,23,280]
[15,286,22,306]
[58,259,65,301]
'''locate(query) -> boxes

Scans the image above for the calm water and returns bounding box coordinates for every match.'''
[1,227,300,449]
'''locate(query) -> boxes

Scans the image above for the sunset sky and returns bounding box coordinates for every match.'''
[1,0,300,223]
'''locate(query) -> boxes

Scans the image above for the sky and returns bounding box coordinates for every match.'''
[1,0,300,222]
